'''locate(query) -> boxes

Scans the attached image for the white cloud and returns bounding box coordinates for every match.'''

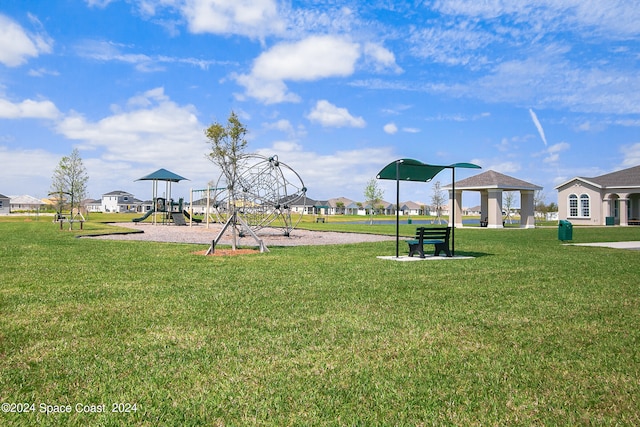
[235,35,361,104]
[0,146,60,196]
[364,42,402,73]
[181,0,285,39]
[543,142,570,164]
[0,14,53,67]
[27,68,60,77]
[485,161,521,174]
[55,88,208,171]
[84,0,116,7]
[307,100,365,128]
[621,143,640,168]
[383,123,398,134]
[0,98,60,119]
[402,127,420,133]
[434,49,640,115]
[75,39,217,72]
[432,0,640,37]
[409,19,494,67]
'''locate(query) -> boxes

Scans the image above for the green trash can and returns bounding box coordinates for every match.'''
[558,220,573,241]
[606,216,615,226]
[407,218,412,224]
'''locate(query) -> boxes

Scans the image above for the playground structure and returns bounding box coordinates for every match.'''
[132,156,306,253]
[191,155,306,234]
[132,197,194,225]
[203,154,307,254]
[134,168,189,225]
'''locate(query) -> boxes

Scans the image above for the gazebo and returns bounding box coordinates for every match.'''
[445,170,542,228]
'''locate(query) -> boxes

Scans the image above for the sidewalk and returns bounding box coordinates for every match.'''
[568,241,640,250]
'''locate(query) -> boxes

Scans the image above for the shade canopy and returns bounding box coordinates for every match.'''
[377,159,481,182]
[137,168,188,182]
[376,158,481,258]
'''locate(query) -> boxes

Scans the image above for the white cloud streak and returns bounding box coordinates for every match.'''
[528,108,548,147]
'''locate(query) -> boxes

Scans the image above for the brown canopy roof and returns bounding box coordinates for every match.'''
[445,170,542,191]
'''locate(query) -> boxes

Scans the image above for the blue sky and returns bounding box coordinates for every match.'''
[1,0,639,206]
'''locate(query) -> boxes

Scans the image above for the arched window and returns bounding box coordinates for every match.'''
[580,194,590,217]
[569,194,578,217]
[568,193,590,217]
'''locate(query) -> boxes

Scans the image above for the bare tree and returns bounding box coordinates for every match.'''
[50,148,89,220]
[431,181,447,224]
[364,178,384,225]
[503,191,518,224]
[534,190,547,222]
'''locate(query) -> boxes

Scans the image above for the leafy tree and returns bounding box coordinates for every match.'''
[364,178,384,225]
[50,148,89,219]
[205,111,249,249]
[205,111,248,191]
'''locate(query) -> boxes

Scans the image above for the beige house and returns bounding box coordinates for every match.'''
[555,165,640,226]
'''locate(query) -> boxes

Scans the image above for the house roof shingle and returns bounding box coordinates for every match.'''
[582,165,640,187]
[555,164,640,190]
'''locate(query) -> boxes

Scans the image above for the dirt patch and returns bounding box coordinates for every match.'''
[192,248,260,256]
[87,222,398,248]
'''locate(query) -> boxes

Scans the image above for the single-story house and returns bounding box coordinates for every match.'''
[400,201,424,216]
[327,197,354,215]
[555,164,640,226]
[83,199,102,213]
[0,194,10,214]
[9,195,45,212]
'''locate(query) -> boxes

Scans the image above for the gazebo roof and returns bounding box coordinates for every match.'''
[445,170,542,191]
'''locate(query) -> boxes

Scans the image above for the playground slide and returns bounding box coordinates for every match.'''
[132,209,154,222]
[182,210,202,223]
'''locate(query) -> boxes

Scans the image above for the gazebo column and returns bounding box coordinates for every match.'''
[520,190,535,228]
[448,189,464,227]
[487,189,503,228]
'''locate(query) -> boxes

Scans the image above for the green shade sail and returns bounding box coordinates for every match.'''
[137,168,188,182]
[377,159,481,181]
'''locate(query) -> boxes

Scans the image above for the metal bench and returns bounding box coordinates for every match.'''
[407,227,452,258]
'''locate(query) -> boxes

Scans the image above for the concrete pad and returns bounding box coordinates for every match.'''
[377,255,475,261]
[568,241,640,250]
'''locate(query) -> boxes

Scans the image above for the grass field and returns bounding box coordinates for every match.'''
[1,217,639,426]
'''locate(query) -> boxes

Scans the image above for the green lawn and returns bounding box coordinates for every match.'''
[1,218,639,426]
